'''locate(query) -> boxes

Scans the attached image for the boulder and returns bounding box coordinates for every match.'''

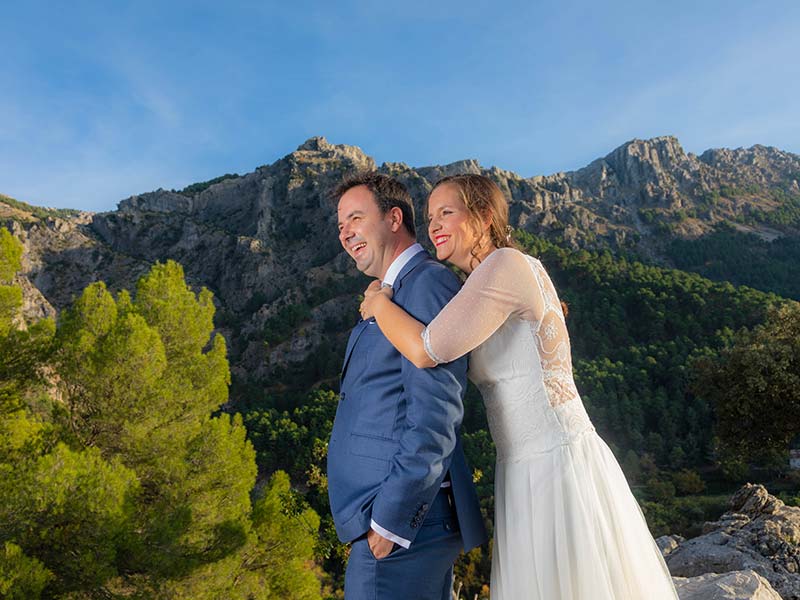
[665,484,800,599]
[674,570,782,600]
[657,534,685,557]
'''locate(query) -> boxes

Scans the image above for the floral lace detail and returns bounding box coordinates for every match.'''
[541,370,579,406]
[418,247,593,439]
[472,314,594,462]
[527,258,581,408]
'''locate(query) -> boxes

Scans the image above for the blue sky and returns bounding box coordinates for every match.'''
[2,0,799,212]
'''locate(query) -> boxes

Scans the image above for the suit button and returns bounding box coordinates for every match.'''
[421,503,429,511]
[340,392,346,402]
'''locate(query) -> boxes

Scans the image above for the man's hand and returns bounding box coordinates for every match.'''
[367,528,395,560]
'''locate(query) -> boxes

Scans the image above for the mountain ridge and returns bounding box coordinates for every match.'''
[3,134,799,399]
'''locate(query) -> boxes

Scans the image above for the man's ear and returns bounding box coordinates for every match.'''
[388,206,404,232]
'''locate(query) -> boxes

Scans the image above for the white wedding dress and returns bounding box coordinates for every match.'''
[422,248,678,599]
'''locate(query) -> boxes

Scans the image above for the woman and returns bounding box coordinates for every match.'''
[359,174,678,599]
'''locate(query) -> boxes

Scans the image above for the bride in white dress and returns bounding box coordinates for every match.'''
[359,174,678,599]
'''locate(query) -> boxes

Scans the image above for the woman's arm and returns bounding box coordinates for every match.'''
[361,281,435,368]
[361,248,537,369]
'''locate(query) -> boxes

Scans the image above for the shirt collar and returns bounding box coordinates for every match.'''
[382,243,424,287]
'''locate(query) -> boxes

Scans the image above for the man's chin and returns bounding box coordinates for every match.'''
[354,260,373,276]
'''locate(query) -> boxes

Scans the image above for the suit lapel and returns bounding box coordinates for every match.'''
[340,250,431,381]
[391,249,429,296]
[340,318,371,381]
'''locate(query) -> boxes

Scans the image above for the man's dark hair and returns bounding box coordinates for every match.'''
[333,171,416,237]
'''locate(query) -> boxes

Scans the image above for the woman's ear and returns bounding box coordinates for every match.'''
[481,210,493,231]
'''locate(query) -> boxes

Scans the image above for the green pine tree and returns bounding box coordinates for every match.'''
[0,249,322,599]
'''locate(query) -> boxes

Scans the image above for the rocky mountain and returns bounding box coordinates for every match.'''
[3,136,800,400]
[661,484,800,600]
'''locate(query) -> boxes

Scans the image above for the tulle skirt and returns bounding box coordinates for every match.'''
[490,430,679,599]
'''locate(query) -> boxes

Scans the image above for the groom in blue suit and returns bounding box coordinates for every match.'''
[328,172,487,599]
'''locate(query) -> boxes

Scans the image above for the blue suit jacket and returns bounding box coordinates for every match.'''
[327,250,487,552]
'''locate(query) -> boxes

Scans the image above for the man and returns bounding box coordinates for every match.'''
[327,172,487,599]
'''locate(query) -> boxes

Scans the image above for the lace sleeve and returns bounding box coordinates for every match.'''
[528,258,581,407]
[422,248,538,364]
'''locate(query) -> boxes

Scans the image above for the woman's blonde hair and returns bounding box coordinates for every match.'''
[430,174,517,270]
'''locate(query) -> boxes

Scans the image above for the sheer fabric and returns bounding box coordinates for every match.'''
[422,248,580,407]
[421,248,678,599]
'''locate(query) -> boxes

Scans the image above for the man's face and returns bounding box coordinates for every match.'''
[337,185,396,279]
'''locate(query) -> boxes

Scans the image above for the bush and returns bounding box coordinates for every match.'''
[672,469,706,495]
[645,477,676,501]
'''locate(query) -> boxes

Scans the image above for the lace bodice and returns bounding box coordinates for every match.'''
[422,248,594,461]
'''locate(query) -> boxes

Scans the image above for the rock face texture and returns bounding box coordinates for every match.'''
[666,484,800,599]
[674,570,783,600]
[658,533,686,556]
[3,135,800,396]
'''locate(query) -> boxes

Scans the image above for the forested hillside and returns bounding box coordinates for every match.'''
[667,224,800,300]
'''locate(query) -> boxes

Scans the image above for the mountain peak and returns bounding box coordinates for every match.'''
[614,136,687,162]
[296,136,332,152]
[290,137,374,171]
[591,135,693,190]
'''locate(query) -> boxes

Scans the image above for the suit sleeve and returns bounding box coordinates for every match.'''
[369,265,469,545]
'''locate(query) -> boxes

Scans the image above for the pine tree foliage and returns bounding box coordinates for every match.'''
[692,302,800,467]
[0,236,322,599]
[0,541,53,600]
[1,444,139,594]
[0,228,23,336]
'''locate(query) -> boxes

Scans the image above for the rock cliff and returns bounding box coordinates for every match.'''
[3,136,799,398]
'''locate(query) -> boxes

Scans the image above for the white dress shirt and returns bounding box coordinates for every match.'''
[381,242,424,287]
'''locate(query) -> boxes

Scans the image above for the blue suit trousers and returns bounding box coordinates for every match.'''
[344,488,462,600]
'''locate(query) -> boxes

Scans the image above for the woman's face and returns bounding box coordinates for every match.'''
[427,183,486,272]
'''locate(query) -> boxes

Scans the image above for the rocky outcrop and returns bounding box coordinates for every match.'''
[674,570,783,600]
[4,135,800,396]
[1,211,137,321]
[3,138,380,389]
[658,533,686,557]
[665,484,800,599]
[700,145,800,192]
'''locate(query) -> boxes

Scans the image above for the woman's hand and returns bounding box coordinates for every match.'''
[360,280,393,320]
